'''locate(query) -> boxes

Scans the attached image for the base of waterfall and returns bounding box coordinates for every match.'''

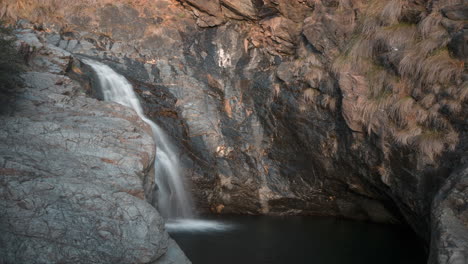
[169,215,427,264]
[165,218,236,232]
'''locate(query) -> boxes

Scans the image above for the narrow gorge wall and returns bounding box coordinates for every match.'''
[1,0,466,263]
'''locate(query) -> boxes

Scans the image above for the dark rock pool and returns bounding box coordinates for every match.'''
[168,216,427,264]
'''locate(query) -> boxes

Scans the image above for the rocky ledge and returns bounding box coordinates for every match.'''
[0,30,190,264]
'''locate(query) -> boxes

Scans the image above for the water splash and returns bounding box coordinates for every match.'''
[166,219,236,233]
[83,59,194,219]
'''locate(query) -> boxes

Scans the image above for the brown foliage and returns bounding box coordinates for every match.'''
[333,0,465,163]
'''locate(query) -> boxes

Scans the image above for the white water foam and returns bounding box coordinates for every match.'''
[166,219,236,233]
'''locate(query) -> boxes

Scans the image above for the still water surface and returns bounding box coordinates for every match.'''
[169,216,427,264]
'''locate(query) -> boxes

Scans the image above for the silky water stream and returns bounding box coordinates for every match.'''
[84,59,228,232]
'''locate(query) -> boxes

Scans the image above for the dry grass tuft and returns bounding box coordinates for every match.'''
[332,0,464,164]
[303,88,319,103]
[421,49,464,84]
[422,112,451,131]
[380,0,403,26]
[376,23,417,50]
[416,30,450,56]
[347,37,377,62]
[419,13,444,39]
[399,48,464,87]
[0,0,108,23]
[320,95,337,112]
[338,0,353,10]
[459,82,468,102]
[365,64,395,98]
[415,129,458,161]
[332,54,351,73]
[0,0,63,22]
[441,99,462,114]
[389,96,415,126]
[417,132,446,161]
[390,126,422,146]
[360,92,394,134]
[420,94,436,109]
[303,66,325,88]
[399,51,424,82]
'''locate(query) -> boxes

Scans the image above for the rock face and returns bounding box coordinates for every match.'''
[430,165,468,264]
[0,0,467,263]
[0,28,190,263]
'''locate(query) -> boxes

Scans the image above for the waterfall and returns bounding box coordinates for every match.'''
[83,59,194,219]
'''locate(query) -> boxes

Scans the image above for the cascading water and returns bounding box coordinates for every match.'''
[84,59,233,232]
[83,59,193,219]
